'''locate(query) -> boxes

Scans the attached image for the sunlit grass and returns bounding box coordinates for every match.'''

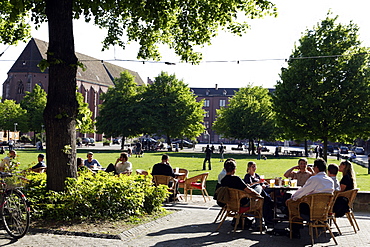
[13,149,370,194]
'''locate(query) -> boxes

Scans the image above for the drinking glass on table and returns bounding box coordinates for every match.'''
[260,175,265,183]
[269,179,275,188]
[291,179,297,187]
[284,179,290,187]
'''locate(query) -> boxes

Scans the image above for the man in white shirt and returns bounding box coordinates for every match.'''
[286,158,334,238]
[0,150,17,172]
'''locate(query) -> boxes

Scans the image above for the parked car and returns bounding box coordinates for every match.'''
[172,140,194,148]
[81,138,90,144]
[340,146,349,154]
[112,138,120,145]
[261,146,270,152]
[89,138,95,146]
[354,147,365,155]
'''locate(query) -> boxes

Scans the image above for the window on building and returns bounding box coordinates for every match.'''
[204,110,209,118]
[220,99,226,107]
[17,81,24,94]
[204,121,209,129]
[204,99,210,107]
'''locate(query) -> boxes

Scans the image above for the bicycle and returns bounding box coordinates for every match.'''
[0,172,30,239]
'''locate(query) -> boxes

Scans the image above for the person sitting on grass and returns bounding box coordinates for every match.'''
[105,152,132,175]
[284,158,314,186]
[84,152,101,169]
[30,154,47,173]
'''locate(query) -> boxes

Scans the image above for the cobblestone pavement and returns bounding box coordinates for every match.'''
[2,196,369,247]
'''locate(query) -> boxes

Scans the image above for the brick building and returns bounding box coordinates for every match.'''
[192,85,275,144]
[2,38,144,141]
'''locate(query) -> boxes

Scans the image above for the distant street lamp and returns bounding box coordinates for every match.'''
[14,123,18,139]
[204,130,210,144]
[41,125,44,143]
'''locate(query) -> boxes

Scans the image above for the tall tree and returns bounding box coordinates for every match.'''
[273,14,370,161]
[96,71,143,149]
[1,0,276,191]
[0,100,28,134]
[213,85,276,153]
[140,72,204,144]
[20,84,47,134]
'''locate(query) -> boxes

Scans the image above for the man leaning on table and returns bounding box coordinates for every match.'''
[286,158,334,238]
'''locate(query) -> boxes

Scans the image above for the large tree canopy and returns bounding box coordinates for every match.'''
[96,71,143,149]
[273,14,370,160]
[213,85,276,150]
[0,0,277,191]
[140,71,205,143]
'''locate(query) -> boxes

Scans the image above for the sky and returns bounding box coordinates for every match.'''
[0,0,370,93]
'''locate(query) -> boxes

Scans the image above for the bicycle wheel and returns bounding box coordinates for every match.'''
[1,189,30,239]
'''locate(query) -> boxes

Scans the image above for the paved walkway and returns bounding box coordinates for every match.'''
[3,195,369,246]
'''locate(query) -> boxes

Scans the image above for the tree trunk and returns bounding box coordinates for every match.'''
[44,0,78,191]
[304,139,308,157]
[121,136,126,150]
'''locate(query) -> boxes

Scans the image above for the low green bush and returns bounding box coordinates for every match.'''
[24,172,168,221]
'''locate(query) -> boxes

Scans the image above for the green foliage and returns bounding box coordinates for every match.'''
[273,13,370,158]
[20,84,47,133]
[76,91,94,133]
[96,71,142,139]
[24,171,168,221]
[213,85,276,141]
[0,99,28,132]
[140,71,205,143]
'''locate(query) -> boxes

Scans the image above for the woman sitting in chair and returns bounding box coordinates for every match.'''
[333,160,357,217]
[243,161,274,226]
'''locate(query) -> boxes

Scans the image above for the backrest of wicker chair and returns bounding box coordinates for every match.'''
[153,175,172,187]
[307,193,333,221]
[335,189,358,208]
[226,188,247,212]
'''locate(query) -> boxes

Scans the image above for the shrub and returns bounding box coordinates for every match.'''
[24,172,168,221]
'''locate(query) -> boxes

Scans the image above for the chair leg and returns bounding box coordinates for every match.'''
[201,189,207,202]
[214,206,226,223]
[326,223,338,245]
[203,188,211,201]
[350,212,360,231]
[332,217,342,235]
[309,225,314,246]
[346,212,357,233]
[215,212,228,231]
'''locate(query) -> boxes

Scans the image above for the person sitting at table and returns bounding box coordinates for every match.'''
[328,163,340,191]
[105,152,132,175]
[152,154,177,201]
[221,160,262,227]
[284,158,314,186]
[286,158,334,238]
[243,161,274,227]
[84,152,102,169]
[30,154,47,173]
[214,158,235,206]
[333,160,357,217]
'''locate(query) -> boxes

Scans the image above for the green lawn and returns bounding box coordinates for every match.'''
[13,149,370,194]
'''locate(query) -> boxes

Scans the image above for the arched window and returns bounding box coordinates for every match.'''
[17,81,24,94]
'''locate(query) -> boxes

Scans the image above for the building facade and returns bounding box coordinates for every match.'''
[2,38,144,141]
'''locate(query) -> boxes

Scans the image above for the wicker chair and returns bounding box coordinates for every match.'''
[152,175,177,202]
[173,168,189,189]
[287,193,337,246]
[215,188,264,234]
[329,189,360,234]
[184,173,210,202]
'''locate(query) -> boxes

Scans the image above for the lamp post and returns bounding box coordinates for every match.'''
[14,123,18,139]
[41,125,44,143]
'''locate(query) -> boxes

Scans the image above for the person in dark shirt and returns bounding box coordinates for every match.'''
[203,145,213,170]
[152,154,175,177]
[220,160,261,206]
[333,160,357,217]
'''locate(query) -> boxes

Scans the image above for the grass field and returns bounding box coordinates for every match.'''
[12,149,370,194]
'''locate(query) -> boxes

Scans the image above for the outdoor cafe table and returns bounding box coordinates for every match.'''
[267,186,300,223]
